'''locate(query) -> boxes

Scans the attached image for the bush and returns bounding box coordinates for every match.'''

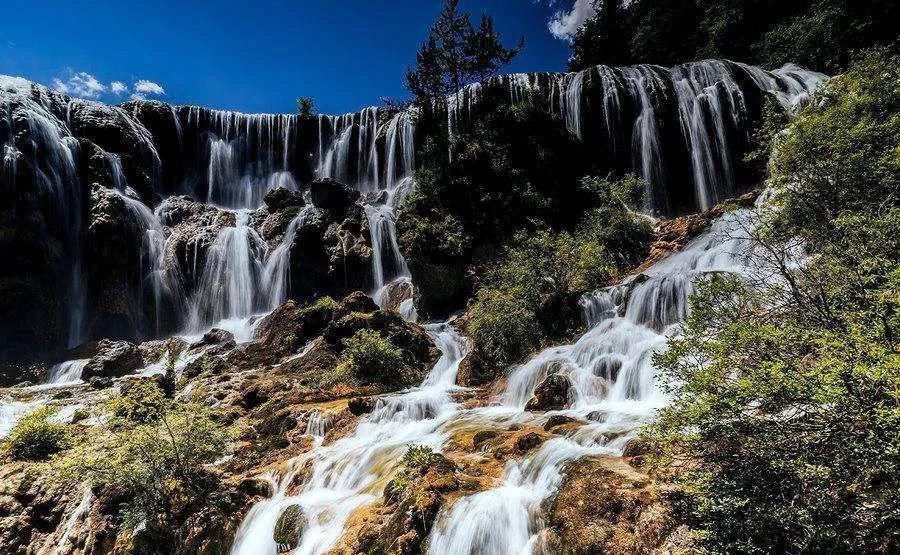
[63,399,229,550]
[340,329,408,385]
[766,48,900,248]
[467,175,653,369]
[399,90,591,316]
[107,379,168,426]
[647,50,900,554]
[3,406,68,461]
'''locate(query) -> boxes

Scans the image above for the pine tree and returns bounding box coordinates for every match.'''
[405,0,523,103]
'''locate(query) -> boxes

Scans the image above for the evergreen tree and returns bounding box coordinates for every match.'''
[406,0,523,102]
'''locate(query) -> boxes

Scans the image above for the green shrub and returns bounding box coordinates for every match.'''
[107,379,168,426]
[311,295,339,312]
[647,50,900,554]
[468,287,543,370]
[467,176,653,369]
[63,399,229,550]
[3,406,68,461]
[340,329,407,385]
[398,90,591,315]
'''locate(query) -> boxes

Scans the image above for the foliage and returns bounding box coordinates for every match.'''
[399,91,592,315]
[405,0,523,102]
[743,95,791,173]
[107,378,168,426]
[296,97,316,117]
[569,0,898,73]
[340,329,408,385]
[63,397,229,550]
[647,50,900,553]
[765,48,899,248]
[468,175,652,368]
[385,445,450,502]
[3,406,68,461]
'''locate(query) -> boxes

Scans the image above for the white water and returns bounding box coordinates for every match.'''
[45,359,89,386]
[428,208,759,553]
[230,322,470,555]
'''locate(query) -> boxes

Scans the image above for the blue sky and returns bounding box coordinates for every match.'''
[0,1,593,114]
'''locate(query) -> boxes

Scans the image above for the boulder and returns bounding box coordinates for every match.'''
[544,414,579,432]
[348,396,377,416]
[264,187,305,211]
[201,328,235,346]
[525,373,571,411]
[455,350,493,387]
[547,455,685,554]
[82,339,143,379]
[273,505,308,553]
[308,178,360,217]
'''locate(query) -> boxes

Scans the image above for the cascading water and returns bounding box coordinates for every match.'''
[230,322,470,555]
[44,360,89,386]
[261,204,321,309]
[427,208,760,553]
[187,210,268,341]
[0,61,826,553]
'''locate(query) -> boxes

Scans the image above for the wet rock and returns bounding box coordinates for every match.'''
[82,339,143,379]
[544,414,579,432]
[472,430,499,448]
[514,431,544,452]
[525,373,571,411]
[89,376,114,390]
[455,350,494,387]
[308,178,360,217]
[547,455,680,554]
[201,328,235,346]
[348,396,377,416]
[264,187,304,211]
[238,476,273,499]
[273,504,307,553]
[341,291,378,313]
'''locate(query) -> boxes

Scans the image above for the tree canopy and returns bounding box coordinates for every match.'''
[405,0,523,102]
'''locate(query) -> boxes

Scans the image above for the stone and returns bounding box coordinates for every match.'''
[201,328,235,346]
[543,414,579,431]
[82,339,143,379]
[263,187,304,211]
[308,178,360,217]
[273,505,307,553]
[348,397,377,416]
[525,373,571,411]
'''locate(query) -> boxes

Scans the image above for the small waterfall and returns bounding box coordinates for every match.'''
[428,208,760,553]
[187,210,268,340]
[305,411,333,439]
[261,204,320,309]
[45,359,89,385]
[41,484,93,555]
[230,323,470,555]
[112,189,181,335]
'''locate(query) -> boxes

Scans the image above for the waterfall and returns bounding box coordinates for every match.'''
[111,189,182,335]
[45,359,89,386]
[261,204,320,309]
[187,210,268,341]
[230,323,470,555]
[428,208,760,553]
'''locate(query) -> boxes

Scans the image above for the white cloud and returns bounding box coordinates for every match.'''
[133,80,165,95]
[548,0,599,41]
[110,81,128,95]
[51,70,107,99]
